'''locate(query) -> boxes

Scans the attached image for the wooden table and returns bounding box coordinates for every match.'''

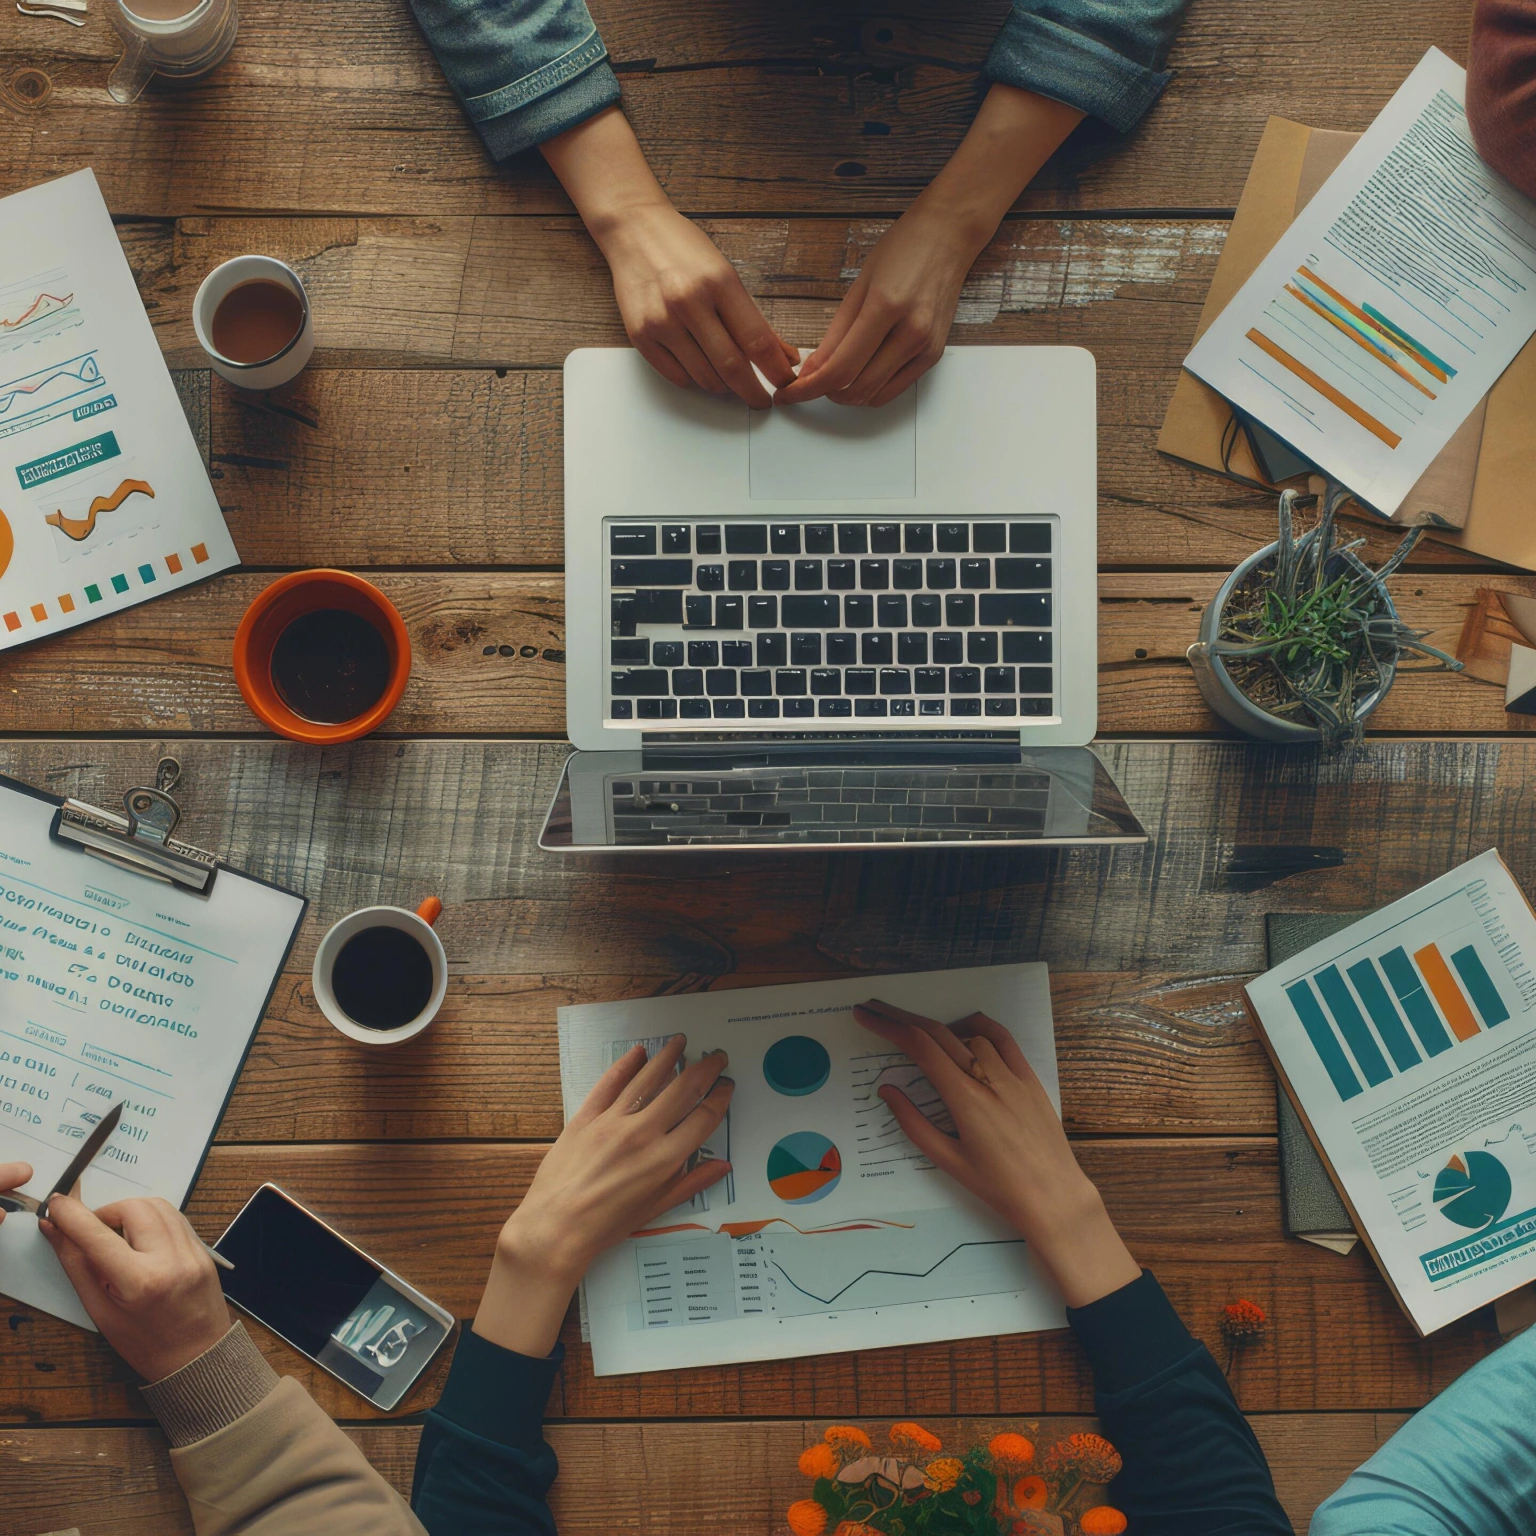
[0,2,1520,1530]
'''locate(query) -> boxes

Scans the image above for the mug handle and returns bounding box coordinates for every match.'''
[416,896,443,926]
[108,32,156,104]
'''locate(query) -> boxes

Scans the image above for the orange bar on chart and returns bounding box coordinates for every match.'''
[1413,943,1480,1041]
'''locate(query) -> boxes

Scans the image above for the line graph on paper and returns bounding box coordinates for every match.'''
[0,270,84,360]
[850,1050,956,1175]
[0,352,109,441]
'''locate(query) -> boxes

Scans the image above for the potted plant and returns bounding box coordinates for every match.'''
[1187,481,1462,747]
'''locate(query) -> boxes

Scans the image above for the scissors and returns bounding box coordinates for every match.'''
[0,1100,125,1221]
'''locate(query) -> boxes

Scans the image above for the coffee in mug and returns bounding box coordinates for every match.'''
[212,279,306,367]
[313,899,447,1046]
[193,255,314,390]
[270,607,393,725]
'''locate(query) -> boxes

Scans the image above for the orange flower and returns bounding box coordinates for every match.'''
[787,1499,829,1536]
[962,1490,982,1506]
[890,1421,942,1455]
[798,1443,840,1480]
[1012,1475,1048,1509]
[987,1432,1036,1472]
[1222,1298,1268,1342]
[1040,1431,1121,1485]
[923,1456,964,1492]
[1080,1507,1129,1536]
[823,1425,873,1455]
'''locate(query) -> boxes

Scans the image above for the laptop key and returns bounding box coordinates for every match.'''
[919,698,945,715]
[861,633,892,665]
[960,559,990,589]
[914,667,945,694]
[782,594,841,627]
[721,641,753,666]
[855,698,888,716]
[911,594,941,627]
[612,559,693,586]
[770,524,801,554]
[696,563,724,590]
[688,641,718,667]
[951,697,981,716]
[639,698,678,718]
[844,668,876,695]
[775,668,808,695]
[1020,697,1052,715]
[757,633,787,666]
[1018,666,1053,693]
[784,696,814,717]
[624,591,684,626]
[898,632,927,664]
[973,522,1006,552]
[741,670,773,697]
[818,698,852,716]
[827,633,857,664]
[805,524,835,553]
[937,523,969,551]
[926,558,956,589]
[933,632,964,664]
[967,632,999,664]
[859,559,889,590]
[763,561,791,591]
[662,525,691,554]
[611,699,634,718]
[979,593,1049,627]
[1003,632,1052,663]
[610,526,656,555]
[748,596,778,627]
[696,525,723,553]
[996,558,1051,589]
[725,525,767,553]
[985,698,1018,716]
[680,697,711,718]
[949,666,981,694]
[890,698,915,716]
[685,595,712,628]
[837,524,868,553]
[827,560,856,590]
[672,669,705,696]
[715,596,744,628]
[790,633,821,664]
[811,668,841,695]
[877,594,907,627]
[794,560,823,590]
[651,641,682,666]
[728,561,758,591]
[1009,523,1050,553]
[713,698,746,717]
[879,668,912,695]
[844,595,874,627]
[904,523,933,552]
[945,593,976,626]
[893,559,922,590]
[612,638,648,663]
[871,523,902,552]
[749,698,781,717]
[706,669,737,696]
[985,666,1015,693]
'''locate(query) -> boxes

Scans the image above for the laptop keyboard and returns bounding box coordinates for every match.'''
[606,518,1055,727]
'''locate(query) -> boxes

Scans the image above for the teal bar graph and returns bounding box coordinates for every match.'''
[1315,965,1392,1086]
[1286,979,1363,1102]
[1450,945,1510,1026]
[1379,946,1454,1056]
[1345,958,1421,1071]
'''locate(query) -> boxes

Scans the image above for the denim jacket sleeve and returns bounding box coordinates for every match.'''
[983,0,1192,134]
[408,0,621,162]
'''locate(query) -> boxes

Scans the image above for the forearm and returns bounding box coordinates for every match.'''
[541,106,670,249]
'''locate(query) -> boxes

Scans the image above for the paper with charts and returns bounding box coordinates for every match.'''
[0,168,236,650]
[1185,48,1536,516]
[558,964,1066,1375]
[1247,849,1536,1333]
[0,780,304,1329]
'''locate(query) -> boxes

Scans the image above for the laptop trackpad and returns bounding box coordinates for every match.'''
[748,392,916,500]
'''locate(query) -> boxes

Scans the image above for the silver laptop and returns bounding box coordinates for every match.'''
[541,347,1146,852]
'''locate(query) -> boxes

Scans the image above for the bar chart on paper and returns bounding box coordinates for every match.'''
[1283,873,1531,1103]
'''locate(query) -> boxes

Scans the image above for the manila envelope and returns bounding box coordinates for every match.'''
[1158,116,1536,565]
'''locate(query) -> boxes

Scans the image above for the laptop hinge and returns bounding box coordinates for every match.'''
[638,731,1022,768]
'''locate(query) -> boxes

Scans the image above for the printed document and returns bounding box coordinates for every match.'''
[1185,49,1536,515]
[559,964,1065,1375]
[1247,849,1536,1333]
[0,781,305,1328]
[0,169,237,650]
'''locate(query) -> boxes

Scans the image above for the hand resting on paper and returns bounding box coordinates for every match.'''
[0,1161,32,1228]
[474,1034,734,1359]
[41,1195,232,1382]
[854,999,1141,1308]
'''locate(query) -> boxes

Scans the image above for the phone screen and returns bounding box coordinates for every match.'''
[215,1184,451,1406]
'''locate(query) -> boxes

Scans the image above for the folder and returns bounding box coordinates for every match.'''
[1159,116,1536,564]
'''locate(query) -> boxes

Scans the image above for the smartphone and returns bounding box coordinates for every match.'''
[214,1183,455,1409]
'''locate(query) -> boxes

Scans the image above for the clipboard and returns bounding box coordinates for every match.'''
[0,762,308,1330]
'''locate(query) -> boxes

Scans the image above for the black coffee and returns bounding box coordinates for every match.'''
[331,925,435,1030]
[270,608,392,724]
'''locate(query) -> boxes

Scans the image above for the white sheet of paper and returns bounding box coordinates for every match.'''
[559,964,1065,1375]
[0,169,237,650]
[1185,49,1536,514]
[0,782,304,1327]
[1247,849,1536,1333]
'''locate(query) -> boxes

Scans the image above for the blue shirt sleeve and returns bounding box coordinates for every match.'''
[1068,1270,1293,1534]
[408,0,621,161]
[1310,1324,1536,1535]
[982,0,1193,133]
[411,1328,565,1536]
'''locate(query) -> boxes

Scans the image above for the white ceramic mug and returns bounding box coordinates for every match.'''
[312,898,447,1047]
[192,255,314,390]
[109,0,239,105]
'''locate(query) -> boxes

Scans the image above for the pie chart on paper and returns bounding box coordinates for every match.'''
[767,1131,842,1204]
[0,507,11,581]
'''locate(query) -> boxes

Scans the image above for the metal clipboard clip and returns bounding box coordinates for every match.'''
[50,757,218,893]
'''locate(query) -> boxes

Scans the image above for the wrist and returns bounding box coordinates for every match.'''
[1021,1185,1141,1309]
[474,1218,582,1359]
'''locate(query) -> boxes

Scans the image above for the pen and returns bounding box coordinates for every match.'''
[204,1239,236,1273]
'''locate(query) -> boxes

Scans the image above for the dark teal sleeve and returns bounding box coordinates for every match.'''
[410,1329,564,1536]
[1067,1270,1294,1534]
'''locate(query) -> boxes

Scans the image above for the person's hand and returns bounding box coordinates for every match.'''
[474,1035,734,1356]
[600,200,799,409]
[40,1196,231,1382]
[854,999,1140,1307]
[775,202,978,408]
[0,1160,32,1228]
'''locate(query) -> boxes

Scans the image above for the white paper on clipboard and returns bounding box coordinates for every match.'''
[0,777,305,1328]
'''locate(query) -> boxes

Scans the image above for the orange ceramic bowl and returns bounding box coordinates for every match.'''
[233,570,411,743]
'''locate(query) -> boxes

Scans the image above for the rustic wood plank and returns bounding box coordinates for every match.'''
[0,570,1516,736]
[198,366,1496,572]
[0,737,1529,983]
[0,1413,1412,1534]
[214,970,1276,1143]
[0,1139,1499,1423]
[0,0,1473,217]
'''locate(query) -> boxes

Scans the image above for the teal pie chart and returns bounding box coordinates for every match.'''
[763,1035,831,1097]
[1433,1150,1511,1230]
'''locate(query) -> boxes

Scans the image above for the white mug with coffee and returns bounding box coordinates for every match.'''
[313,898,447,1046]
[110,0,239,105]
[193,255,313,390]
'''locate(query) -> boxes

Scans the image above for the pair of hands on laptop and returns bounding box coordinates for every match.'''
[542,87,1083,410]
[474,997,1137,1362]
